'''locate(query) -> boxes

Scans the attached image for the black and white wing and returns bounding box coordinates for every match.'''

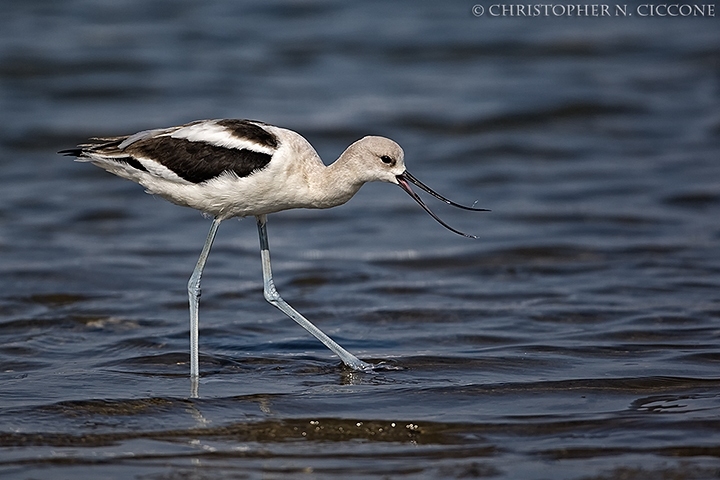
[60,119,280,184]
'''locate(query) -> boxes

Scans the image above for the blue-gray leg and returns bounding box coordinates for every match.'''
[188,217,221,380]
[255,214,373,371]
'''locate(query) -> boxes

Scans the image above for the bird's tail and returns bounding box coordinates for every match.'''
[58,136,127,160]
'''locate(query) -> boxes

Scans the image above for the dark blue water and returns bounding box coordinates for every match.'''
[1,1,720,478]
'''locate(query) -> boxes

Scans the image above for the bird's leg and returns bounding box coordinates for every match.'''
[255,214,373,371]
[188,217,222,380]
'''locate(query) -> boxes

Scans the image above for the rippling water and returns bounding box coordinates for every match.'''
[1,1,720,478]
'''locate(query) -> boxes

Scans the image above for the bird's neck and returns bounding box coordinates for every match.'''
[310,149,366,209]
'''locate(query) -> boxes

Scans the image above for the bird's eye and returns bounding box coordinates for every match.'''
[380,155,395,165]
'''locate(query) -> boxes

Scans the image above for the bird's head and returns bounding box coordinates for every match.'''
[346,136,488,238]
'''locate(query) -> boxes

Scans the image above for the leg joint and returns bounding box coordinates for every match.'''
[263,281,281,303]
[188,275,202,299]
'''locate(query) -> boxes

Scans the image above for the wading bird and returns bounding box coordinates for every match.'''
[61,119,487,378]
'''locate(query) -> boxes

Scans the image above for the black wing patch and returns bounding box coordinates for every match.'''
[125,136,273,184]
[119,157,150,172]
[217,119,279,149]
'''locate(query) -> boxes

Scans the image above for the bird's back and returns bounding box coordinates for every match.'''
[61,119,335,218]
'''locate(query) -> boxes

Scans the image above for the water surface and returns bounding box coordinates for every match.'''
[1,1,719,478]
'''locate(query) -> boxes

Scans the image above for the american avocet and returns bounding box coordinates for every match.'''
[60,119,487,377]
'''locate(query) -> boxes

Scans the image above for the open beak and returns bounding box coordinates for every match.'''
[396,171,489,239]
